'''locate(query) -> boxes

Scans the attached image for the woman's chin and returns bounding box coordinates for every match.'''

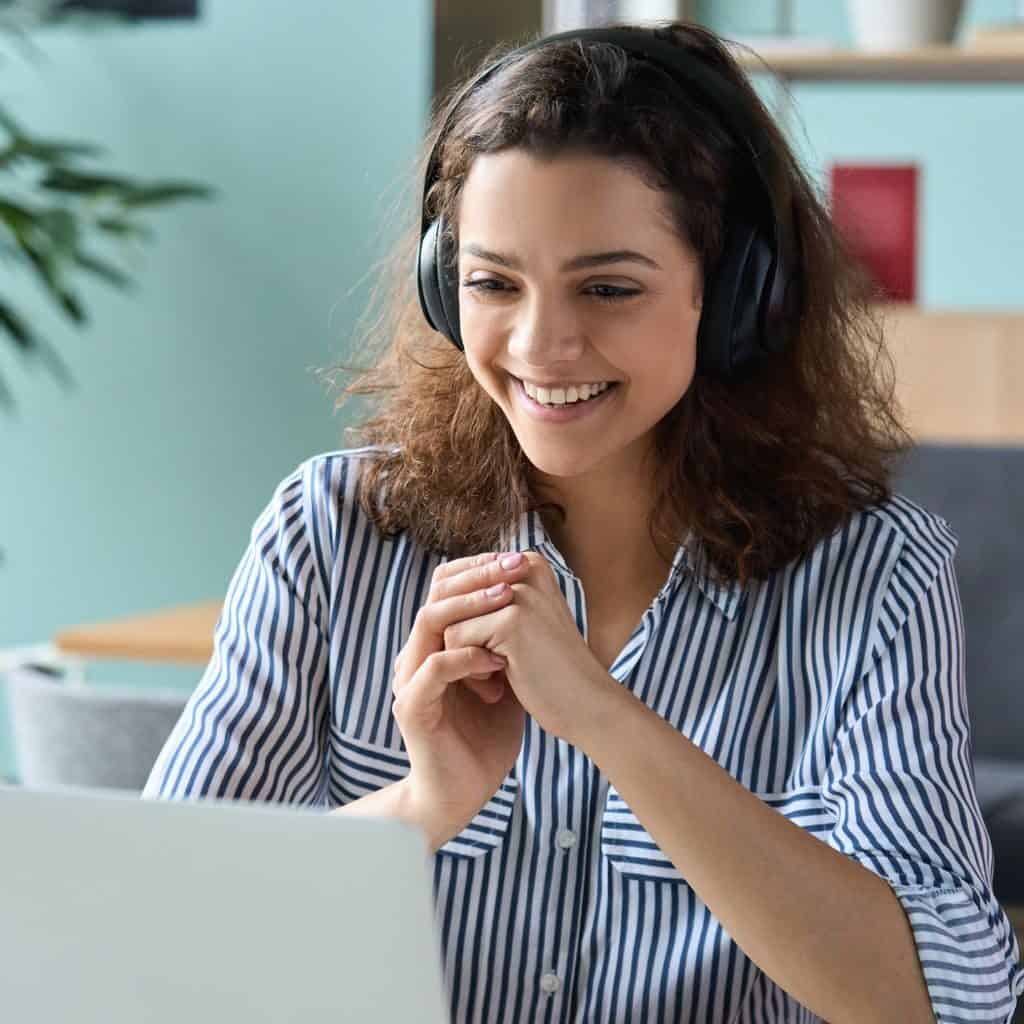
[519,446,606,480]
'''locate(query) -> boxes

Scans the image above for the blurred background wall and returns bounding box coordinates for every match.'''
[0,0,431,778]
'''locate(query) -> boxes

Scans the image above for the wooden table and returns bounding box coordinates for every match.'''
[53,602,222,664]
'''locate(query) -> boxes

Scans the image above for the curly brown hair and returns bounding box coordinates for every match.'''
[321,20,915,587]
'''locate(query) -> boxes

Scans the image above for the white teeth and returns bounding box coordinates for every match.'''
[522,379,612,406]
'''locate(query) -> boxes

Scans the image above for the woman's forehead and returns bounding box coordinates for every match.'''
[457,150,679,251]
[460,150,692,266]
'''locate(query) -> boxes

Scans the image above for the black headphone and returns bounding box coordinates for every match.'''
[416,25,801,379]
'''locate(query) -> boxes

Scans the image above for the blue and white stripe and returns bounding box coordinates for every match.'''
[143,446,1024,1023]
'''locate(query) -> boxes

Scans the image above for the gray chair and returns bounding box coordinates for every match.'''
[893,445,1024,911]
[2,653,189,793]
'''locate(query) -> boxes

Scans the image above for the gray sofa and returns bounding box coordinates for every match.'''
[2,650,189,793]
[893,444,1024,910]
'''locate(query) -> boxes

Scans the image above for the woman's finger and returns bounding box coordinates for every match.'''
[465,673,505,703]
[393,647,504,723]
[394,555,509,683]
[390,550,527,706]
[394,582,514,696]
[429,551,500,588]
[392,554,498,682]
[428,551,527,604]
[394,664,500,701]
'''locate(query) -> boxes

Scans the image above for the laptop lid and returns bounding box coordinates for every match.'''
[0,784,450,1024]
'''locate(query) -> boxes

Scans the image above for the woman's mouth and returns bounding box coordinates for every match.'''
[511,376,620,423]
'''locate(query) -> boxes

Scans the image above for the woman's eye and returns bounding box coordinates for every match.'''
[588,284,641,304]
[461,280,640,304]
[462,279,510,296]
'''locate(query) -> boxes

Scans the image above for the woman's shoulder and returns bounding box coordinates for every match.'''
[840,490,961,660]
[785,489,958,596]
[279,442,397,531]
[294,443,397,482]
[858,489,958,561]
[278,443,396,507]
[852,490,960,599]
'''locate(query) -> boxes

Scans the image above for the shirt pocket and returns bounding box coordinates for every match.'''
[601,784,688,883]
[332,731,520,862]
[601,782,834,884]
[755,786,833,838]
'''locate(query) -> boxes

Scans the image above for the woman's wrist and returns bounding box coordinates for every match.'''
[328,777,450,854]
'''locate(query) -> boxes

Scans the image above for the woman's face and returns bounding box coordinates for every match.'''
[457,148,703,481]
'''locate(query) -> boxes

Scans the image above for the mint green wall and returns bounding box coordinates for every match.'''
[0,1,431,779]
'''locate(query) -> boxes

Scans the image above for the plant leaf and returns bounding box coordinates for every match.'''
[37,206,79,254]
[0,103,25,139]
[94,215,153,241]
[0,295,77,417]
[120,181,216,208]
[37,168,214,206]
[19,240,86,325]
[0,295,37,351]
[1,201,88,320]
[29,328,76,394]
[73,248,132,289]
[38,166,137,198]
[0,367,17,414]
[0,294,77,417]
[0,196,35,233]
[0,135,105,168]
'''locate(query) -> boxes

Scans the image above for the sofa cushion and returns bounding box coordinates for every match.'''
[974,758,1024,905]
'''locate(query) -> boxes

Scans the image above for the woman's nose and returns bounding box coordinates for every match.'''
[507,294,586,363]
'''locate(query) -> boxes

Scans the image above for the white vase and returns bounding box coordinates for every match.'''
[846,0,966,51]
[616,0,681,25]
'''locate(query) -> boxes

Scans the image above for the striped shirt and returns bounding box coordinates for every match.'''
[143,445,1024,1023]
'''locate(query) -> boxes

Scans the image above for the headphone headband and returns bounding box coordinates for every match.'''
[421,26,779,236]
[416,24,801,378]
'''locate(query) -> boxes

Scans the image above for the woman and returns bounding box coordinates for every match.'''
[144,21,1024,1024]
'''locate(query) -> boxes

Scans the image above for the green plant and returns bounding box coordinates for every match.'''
[0,0,215,413]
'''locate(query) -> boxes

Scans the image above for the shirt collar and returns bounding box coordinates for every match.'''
[497,507,746,621]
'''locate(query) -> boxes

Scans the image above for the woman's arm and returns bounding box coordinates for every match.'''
[328,777,450,852]
[142,459,331,805]
[583,684,935,1023]
[581,552,1023,1024]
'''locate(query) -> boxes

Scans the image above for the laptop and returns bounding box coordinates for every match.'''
[0,783,451,1024]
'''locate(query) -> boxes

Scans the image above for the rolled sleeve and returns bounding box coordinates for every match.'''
[823,549,1024,1023]
[141,459,331,807]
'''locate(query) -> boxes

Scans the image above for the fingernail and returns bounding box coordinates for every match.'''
[500,552,523,570]
[485,582,507,596]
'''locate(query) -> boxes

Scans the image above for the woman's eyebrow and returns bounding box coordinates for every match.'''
[460,243,661,272]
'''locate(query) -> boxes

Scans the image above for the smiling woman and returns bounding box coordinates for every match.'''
[143,19,1023,1024]
[455,149,703,495]
[329,24,900,585]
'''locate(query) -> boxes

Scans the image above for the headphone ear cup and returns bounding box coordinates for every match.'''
[698,213,779,378]
[416,215,463,350]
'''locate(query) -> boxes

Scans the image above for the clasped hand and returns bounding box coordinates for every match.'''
[389,550,613,848]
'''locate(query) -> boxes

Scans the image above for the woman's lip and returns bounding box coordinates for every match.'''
[510,375,619,422]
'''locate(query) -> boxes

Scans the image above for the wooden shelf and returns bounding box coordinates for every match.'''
[734,45,1024,82]
[879,306,1024,445]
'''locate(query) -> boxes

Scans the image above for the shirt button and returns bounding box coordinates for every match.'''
[540,972,561,994]
[556,829,577,850]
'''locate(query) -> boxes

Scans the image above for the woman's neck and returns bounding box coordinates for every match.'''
[532,457,675,598]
